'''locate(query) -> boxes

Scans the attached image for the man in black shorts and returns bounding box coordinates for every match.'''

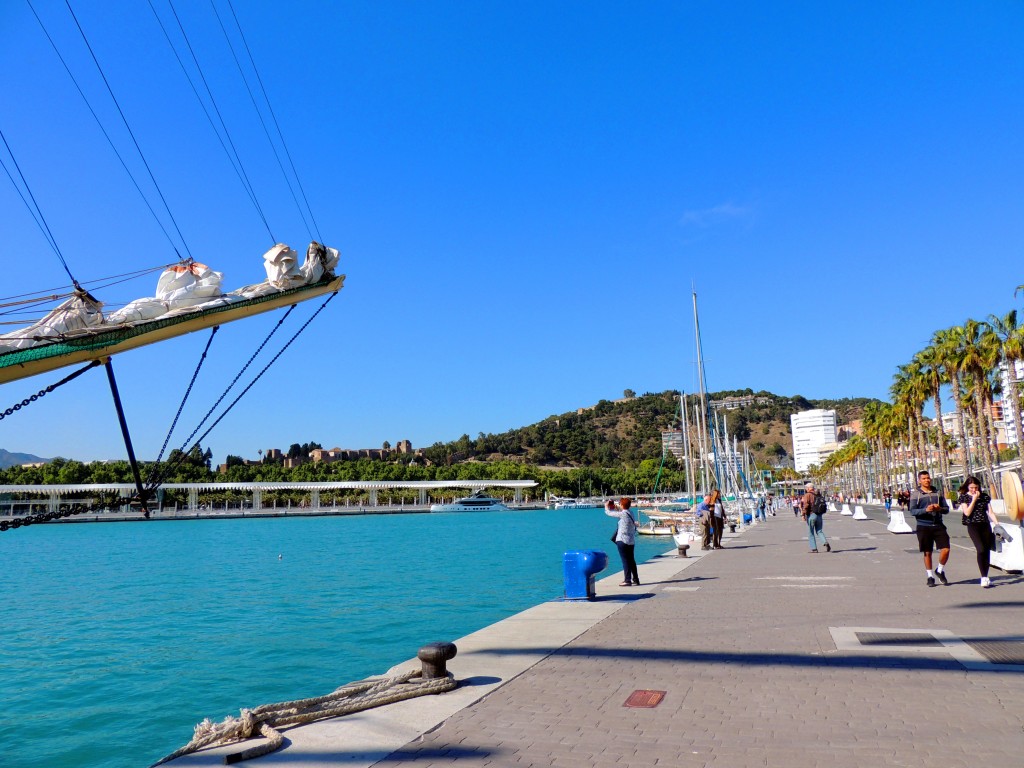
[909,470,950,587]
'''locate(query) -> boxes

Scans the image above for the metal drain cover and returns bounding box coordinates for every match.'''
[856,632,943,647]
[624,690,666,708]
[965,640,1024,665]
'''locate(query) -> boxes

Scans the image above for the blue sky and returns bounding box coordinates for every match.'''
[2,1,1023,463]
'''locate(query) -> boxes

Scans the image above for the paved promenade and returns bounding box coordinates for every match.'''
[171,507,1024,767]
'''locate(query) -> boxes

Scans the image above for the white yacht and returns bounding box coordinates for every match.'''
[429,491,510,513]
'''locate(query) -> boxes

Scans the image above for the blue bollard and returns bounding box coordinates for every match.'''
[563,549,609,601]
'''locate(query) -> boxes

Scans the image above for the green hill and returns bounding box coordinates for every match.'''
[419,389,880,469]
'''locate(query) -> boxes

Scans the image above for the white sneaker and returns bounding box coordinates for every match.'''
[981,577,991,588]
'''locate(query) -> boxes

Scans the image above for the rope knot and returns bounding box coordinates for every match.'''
[240,708,257,738]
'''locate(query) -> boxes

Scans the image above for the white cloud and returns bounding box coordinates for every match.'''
[680,202,755,228]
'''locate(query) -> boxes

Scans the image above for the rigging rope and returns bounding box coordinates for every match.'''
[214,0,321,244]
[0,263,173,305]
[148,0,276,243]
[0,126,78,287]
[149,668,457,767]
[62,0,195,261]
[26,0,185,262]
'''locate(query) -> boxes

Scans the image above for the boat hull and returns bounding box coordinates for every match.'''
[429,502,510,513]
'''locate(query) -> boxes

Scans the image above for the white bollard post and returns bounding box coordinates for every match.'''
[887,510,913,533]
[852,505,868,520]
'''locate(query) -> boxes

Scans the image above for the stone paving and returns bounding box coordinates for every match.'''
[168,507,1024,767]
[377,508,1024,767]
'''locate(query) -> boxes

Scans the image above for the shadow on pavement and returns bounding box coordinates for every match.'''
[472,644,1023,674]
[658,576,717,585]
[589,593,656,603]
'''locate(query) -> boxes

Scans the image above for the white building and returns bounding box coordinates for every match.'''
[999,359,1024,446]
[791,409,837,472]
[661,430,684,459]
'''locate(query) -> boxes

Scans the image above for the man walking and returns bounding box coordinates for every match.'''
[800,481,831,553]
[697,494,713,550]
[909,469,950,587]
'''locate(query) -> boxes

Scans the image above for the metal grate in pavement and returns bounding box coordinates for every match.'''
[856,632,943,647]
[965,640,1024,665]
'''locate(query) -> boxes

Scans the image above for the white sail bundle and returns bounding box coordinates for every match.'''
[0,242,339,353]
[0,292,106,351]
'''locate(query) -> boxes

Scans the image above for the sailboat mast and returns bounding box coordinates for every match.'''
[692,291,712,493]
[681,392,694,498]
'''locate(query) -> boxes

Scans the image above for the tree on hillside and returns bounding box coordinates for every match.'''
[624,389,636,398]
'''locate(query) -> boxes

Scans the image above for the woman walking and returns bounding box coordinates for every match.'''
[957,476,1000,587]
[605,498,640,586]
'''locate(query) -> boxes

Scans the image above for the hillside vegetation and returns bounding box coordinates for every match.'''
[0,390,878,500]
[418,389,878,469]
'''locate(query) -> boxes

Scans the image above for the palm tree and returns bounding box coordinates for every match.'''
[892,360,930,480]
[933,326,972,475]
[914,344,952,486]
[861,401,889,491]
[988,309,1024,462]
[958,319,1000,491]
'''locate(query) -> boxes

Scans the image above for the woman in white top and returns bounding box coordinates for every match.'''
[605,497,640,586]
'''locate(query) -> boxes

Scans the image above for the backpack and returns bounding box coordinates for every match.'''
[813,492,827,515]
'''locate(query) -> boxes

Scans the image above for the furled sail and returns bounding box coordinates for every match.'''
[0,242,344,385]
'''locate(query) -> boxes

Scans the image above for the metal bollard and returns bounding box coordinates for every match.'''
[418,642,458,679]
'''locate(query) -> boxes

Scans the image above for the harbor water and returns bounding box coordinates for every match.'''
[0,507,677,768]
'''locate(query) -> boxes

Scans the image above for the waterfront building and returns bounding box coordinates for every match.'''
[999,359,1024,446]
[790,409,837,472]
[661,430,684,459]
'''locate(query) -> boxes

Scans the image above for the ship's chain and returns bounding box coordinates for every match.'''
[0,503,98,532]
[0,390,46,421]
[0,361,101,422]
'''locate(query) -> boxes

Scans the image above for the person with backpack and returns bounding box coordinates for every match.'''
[909,469,950,587]
[800,481,832,553]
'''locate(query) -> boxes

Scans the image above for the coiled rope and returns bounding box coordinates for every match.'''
[150,668,457,766]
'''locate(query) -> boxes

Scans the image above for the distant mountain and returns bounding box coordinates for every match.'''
[0,449,50,469]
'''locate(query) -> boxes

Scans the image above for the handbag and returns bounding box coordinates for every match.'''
[610,530,618,543]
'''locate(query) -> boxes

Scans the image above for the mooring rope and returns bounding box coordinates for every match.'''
[149,668,457,767]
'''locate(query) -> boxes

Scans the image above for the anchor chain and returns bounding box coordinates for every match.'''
[0,503,99,532]
[1,389,47,421]
[0,360,101,421]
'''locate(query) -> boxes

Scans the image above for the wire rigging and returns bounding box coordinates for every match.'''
[62,0,195,261]
[0,126,78,287]
[149,292,337,491]
[148,0,276,243]
[221,0,323,243]
[147,327,219,485]
[145,304,297,491]
[25,0,186,262]
[208,0,311,242]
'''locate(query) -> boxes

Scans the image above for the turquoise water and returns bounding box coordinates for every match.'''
[0,508,672,768]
